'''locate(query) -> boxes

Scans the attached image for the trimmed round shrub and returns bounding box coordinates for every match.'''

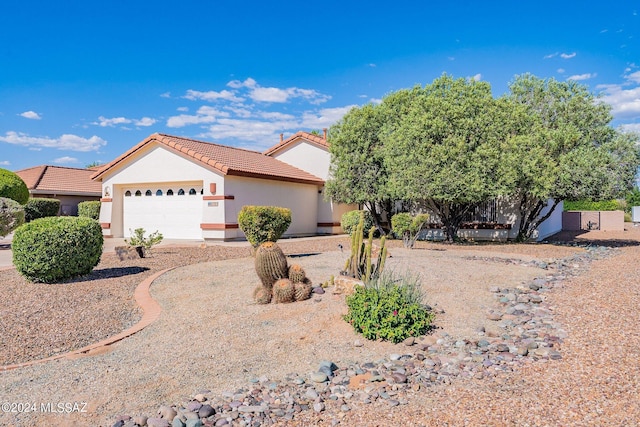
[0,168,29,204]
[563,199,620,211]
[12,216,104,283]
[0,197,25,237]
[341,210,374,236]
[78,200,101,220]
[238,205,292,247]
[24,198,60,222]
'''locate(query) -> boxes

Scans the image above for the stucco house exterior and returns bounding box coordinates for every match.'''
[15,165,102,215]
[92,132,353,240]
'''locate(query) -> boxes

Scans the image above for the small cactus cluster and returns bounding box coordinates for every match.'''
[253,242,313,304]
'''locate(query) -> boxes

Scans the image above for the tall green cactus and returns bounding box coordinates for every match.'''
[343,211,387,282]
[255,241,288,289]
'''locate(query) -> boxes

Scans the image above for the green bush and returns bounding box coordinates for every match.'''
[12,216,103,283]
[563,200,620,211]
[78,200,101,220]
[0,197,25,237]
[24,198,60,222]
[391,212,430,248]
[238,205,292,247]
[343,271,434,343]
[341,210,374,236]
[0,168,29,204]
[125,228,163,256]
[625,187,640,213]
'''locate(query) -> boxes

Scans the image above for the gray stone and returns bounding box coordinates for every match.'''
[312,286,325,294]
[158,406,177,421]
[198,404,215,418]
[237,405,266,413]
[172,419,186,427]
[403,337,415,346]
[313,402,325,412]
[186,402,202,412]
[147,419,171,427]
[487,313,502,321]
[310,372,328,383]
[391,373,407,384]
[185,420,202,427]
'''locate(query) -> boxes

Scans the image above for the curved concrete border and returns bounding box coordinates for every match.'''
[1,267,174,371]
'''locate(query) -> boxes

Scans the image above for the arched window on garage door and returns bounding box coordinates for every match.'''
[156,189,163,196]
[167,189,174,196]
[145,190,152,196]
[178,189,185,195]
[125,190,132,196]
[135,190,142,196]
[189,188,197,195]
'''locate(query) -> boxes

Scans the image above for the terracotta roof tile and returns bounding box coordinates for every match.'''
[263,131,329,156]
[92,133,324,186]
[15,166,102,196]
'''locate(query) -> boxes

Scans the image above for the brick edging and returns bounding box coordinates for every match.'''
[1,267,174,371]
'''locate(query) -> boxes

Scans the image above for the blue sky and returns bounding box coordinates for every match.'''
[1,1,638,171]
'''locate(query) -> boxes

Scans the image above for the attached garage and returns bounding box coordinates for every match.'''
[122,183,203,239]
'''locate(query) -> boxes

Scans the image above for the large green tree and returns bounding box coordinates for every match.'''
[507,74,640,241]
[384,75,516,242]
[325,103,393,233]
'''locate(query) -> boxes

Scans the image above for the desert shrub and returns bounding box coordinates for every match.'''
[625,187,640,213]
[391,212,430,248]
[238,205,292,247]
[125,228,163,256]
[24,198,60,222]
[341,210,374,236]
[12,216,103,283]
[78,200,101,220]
[343,271,434,343]
[0,197,25,237]
[563,199,619,211]
[0,168,29,204]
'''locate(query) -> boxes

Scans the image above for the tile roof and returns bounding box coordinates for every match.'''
[263,131,329,156]
[15,165,102,196]
[92,133,325,185]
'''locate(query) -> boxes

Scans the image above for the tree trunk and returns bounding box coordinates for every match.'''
[516,195,561,242]
[427,200,474,243]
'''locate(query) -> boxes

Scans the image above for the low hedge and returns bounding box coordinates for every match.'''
[12,216,103,283]
[238,205,292,247]
[78,200,101,220]
[564,200,621,211]
[24,198,60,222]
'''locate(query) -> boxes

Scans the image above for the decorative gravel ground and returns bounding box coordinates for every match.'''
[1,230,638,426]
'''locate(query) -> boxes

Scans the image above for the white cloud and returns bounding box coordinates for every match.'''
[184,89,244,103]
[95,115,157,128]
[53,156,79,164]
[567,73,597,81]
[368,63,377,68]
[225,77,331,104]
[20,111,41,120]
[0,160,10,166]
[134,117,156,126]
[598,72,640,119]
[160,92,171,98]
[470,73,482,81]
[544,52,558,59]
[0,131,106,152]
[620,123,640,133]
[224,106,252,118]
[166,106,229,128]
[301,105,356,129]
[560,52,577,59]
[202,118,298,146]
[370,98,383,104]
[177,106,189,112]
[96,116,131,127]
[447,56,455,61]
[557,68,565,74]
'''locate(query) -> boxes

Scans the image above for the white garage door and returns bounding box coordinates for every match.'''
[123,184,203,239]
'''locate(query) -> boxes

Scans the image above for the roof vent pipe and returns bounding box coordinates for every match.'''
[280,133,284,142]
[322,128,327,140]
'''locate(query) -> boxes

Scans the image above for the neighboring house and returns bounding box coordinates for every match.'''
[92,132,354,240]
[15,165,102,215]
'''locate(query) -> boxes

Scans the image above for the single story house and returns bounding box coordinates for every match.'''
[92,131,354,240]
[15,165,102,215]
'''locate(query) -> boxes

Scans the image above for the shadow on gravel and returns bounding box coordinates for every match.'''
[288,252,322,258]
[0,243,10,250]
[66,266,151,283]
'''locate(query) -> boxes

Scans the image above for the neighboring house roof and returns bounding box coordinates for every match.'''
[92,133,325,185]
[15,165,102,196]
[263,131,329,156]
